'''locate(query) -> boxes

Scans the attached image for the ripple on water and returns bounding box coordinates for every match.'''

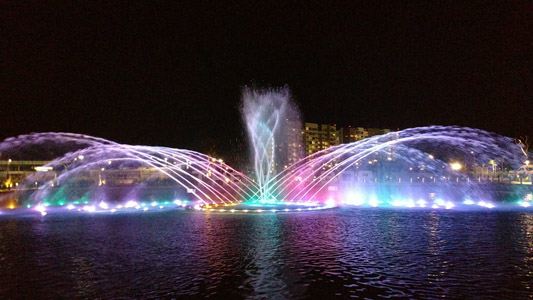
[0,209,532,299]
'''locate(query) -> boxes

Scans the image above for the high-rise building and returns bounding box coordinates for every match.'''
[367,128,391,137]
[303,123,340,155]
[339,126,392,144]
[339,127,368,143]
[285,120,304,166]
[275,119,305,170]
[290,123,393,158]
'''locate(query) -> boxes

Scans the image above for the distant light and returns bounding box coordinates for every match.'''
[450,162,462,171]
[35,166,53,172]
[519,201,531,208]
[390,200,402,207]
[463,199,475,205]
[345,192,365,206]
[428,154,434,159]
[81,205,95,212]
[477,201,495,209]
[124,200,138,208]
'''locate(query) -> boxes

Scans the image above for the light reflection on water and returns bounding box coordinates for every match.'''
[0,208,532,299]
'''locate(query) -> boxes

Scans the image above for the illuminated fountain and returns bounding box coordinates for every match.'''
[0,90,531,215]
[241,86,301,204]
[0,132,257,215]
[267,126,531,209]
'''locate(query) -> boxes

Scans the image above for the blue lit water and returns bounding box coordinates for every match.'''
[1,208,532,299]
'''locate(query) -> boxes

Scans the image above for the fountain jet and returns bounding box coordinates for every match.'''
[241,86,301,202]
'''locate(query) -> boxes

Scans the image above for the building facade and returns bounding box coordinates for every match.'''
[285,120,305,166]
[0,160,53,188]
[339,127,392,144]
[303,123,340,156]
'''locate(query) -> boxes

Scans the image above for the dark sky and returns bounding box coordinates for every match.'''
[2,1,532,159]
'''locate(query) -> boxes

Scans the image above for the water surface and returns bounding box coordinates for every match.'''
[1,208,532,299]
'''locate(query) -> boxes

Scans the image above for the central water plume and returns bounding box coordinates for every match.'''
[241,86,302,202]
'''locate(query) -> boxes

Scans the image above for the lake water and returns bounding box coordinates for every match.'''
[0,208,532,299]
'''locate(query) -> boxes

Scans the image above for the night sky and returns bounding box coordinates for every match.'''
[2,2,532,160]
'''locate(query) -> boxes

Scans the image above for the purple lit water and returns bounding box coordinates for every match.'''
[1,209,532,299]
